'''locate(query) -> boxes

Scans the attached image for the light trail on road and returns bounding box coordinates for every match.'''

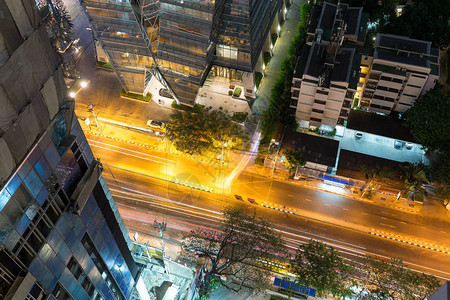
[109,181,450,280]
[87,139,176,165]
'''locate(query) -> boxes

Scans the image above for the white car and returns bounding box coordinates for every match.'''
[146,120,165,129]
[355,132,363,140]
[405,142,413,150]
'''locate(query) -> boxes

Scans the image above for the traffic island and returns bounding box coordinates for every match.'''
[120,89,152,102]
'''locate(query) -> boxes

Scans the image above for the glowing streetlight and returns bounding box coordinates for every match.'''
[69,92,76,98]
[80,80,88,88]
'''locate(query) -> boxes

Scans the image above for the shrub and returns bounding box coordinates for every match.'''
[171,100,205,112]
[255,72,263,89]
[233,87,242,97]
[264,52,271,66]
[228,90,233,96]
[271,33,278,45]
[120,89,152,102]
[231,112,248,123]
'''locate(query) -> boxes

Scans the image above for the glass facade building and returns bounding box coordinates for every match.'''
[0,1,140,299]
[81,0,285,106]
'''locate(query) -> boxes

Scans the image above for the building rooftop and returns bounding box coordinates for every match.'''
[374,34,439,70]
[315,1,365,41]
[346,110,415,142]
[281,130,339,167]
[303,43,356,85]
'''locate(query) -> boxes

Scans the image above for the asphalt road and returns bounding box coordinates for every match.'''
[88,134,450,280]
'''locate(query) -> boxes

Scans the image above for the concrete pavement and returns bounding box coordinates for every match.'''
[252,0,305,114]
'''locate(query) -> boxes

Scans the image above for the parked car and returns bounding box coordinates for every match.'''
[394,140,403,149]
[405,142,413,150]
[355,132,363,140]
[146,120,165,129]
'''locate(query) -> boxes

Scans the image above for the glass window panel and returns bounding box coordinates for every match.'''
[2,198,22,225]
[0,213,12,242]
[4,229,20,250]
[44,143,61,169]
[36,186,49,206]
[6,175,22,195]
[24,169,43,198]
[35,156,52,182]
[25,200,40,221]
[28,146,43,166]
[18,160,32,180]
[16,214,31,235]
[0,188,11,211]
[13,183,33,210]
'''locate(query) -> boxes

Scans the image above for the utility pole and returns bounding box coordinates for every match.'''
[87,102,101,134]
[153,220,167,257]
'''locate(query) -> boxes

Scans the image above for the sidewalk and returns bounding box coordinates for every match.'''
[252,0,305,114]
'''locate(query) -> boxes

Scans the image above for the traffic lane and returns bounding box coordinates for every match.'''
[112,181,450,280]
[234,172,450,245]
[88,135,228,189]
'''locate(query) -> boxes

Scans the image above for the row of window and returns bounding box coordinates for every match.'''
[370,103,391,111]
[81,233,124,300]
[372,94,395,103]
[380,75,403,84]
[67,257,102,299]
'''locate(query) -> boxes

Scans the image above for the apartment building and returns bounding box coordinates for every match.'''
[0,1,142,299]
[290,1,366,130]
[81,0,287,106]
[361,33,440,114]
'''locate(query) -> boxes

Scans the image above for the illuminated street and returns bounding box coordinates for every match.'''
[86,131,450,280]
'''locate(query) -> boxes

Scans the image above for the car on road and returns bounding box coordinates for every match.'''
[405,142,413,150]
[355,132,363,140]
[394,140,403,149]
[146,120,165,129]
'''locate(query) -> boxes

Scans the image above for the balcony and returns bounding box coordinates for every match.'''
[365,82,377,90]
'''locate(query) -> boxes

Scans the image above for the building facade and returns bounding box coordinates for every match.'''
[80,0,287,106]
[290,1,367,130]
[360,33,440,114]
[0,1,140,299]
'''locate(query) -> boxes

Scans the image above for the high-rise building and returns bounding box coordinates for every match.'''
[290,1,366,130]
[360,33,440,114]
[0,1,141,299]
[81,0,288,106]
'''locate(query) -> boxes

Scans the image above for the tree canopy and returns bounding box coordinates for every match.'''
[291,239,354,298]
[283,149,306,170]
[404,88,450,153]
[380,0,450,49]
[166,107,249,155]
[360,256,440,300]
[182,207,287,296]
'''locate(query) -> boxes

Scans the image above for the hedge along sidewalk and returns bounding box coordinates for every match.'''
[120,89,152,102]
[259,1,312,139]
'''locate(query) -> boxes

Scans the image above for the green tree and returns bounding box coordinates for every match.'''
[361,256,440,300]
[404,88,450,153]
[166,107,249,156]
[182,207,287,296]
[291,239,355,298]
[283,150,306,170]
[380,0,450,49]
[399,162,429,193]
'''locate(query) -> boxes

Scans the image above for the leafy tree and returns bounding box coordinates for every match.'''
[182,207,288,296]
[380,0,450,49]
[166,107,249,155]
[46,0,74,50]
[399,162,429,193]
[291,239,355,298]
[283,150,306,170]
[404,88,450,153]
[360,256,440,300]
[360,164,394,184]
[346,0,400,25]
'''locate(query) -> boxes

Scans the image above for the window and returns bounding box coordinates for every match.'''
[316,90,328,95]
[314,99,326,105]
[52,282,73,300]
[406,83,421,89]
[310,117,322,122]
[292,90,299,98]
[392,78,403,84]
[67,256,97,297]
[81,234,125,300]
[312,109,324,114]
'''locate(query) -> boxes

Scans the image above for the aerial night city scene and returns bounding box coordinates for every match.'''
[0,0,450,299]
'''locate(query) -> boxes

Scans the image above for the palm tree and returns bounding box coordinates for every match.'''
[399,163,429,193]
